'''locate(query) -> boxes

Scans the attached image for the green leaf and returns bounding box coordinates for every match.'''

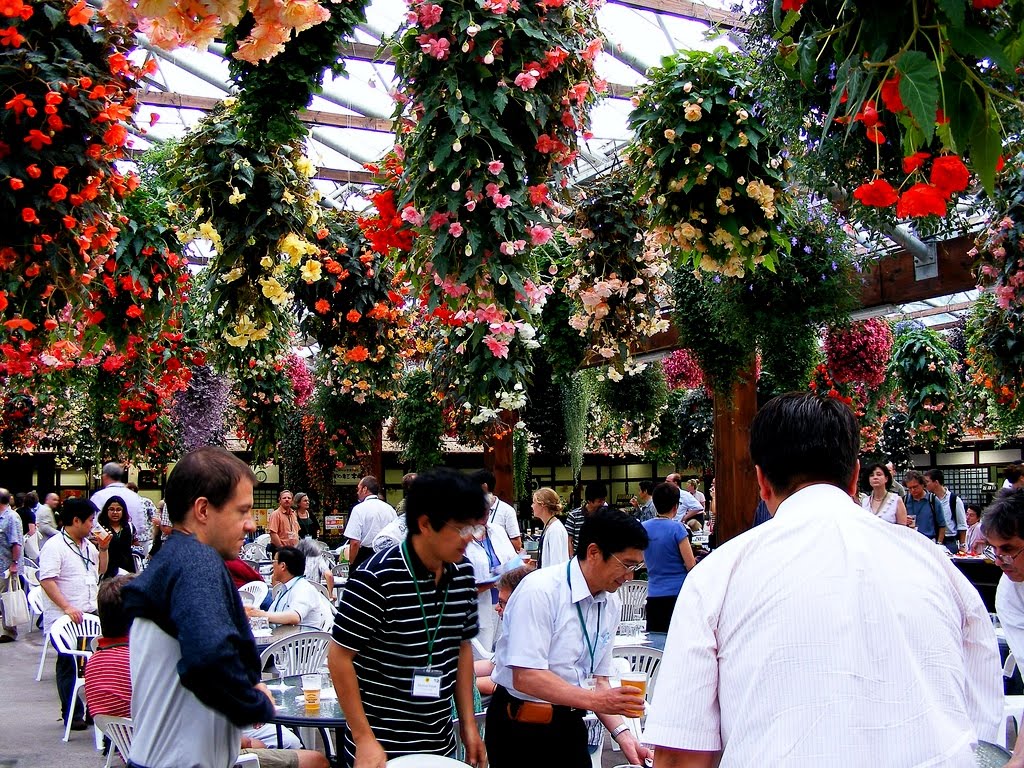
[946,67,980,152]
[897,50,940,145]
[947,25,1010,70]
[968,108,1001,196]
[797,35,817,87]
[935,0,965,29]
[778,9,800,33]
[42,4,63,26]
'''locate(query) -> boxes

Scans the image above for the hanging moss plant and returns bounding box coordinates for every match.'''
[562,371,590,481]
[393,368,446,471]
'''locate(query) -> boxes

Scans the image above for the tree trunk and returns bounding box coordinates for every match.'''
[485,411,516,504]
[712,367,759,545]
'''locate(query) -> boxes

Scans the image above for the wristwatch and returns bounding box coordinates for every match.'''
[609,723,630,741]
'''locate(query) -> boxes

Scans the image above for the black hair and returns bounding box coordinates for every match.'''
[275,545,306,577]
[406,468,486,536]
[584,481,607,504]
[0,488,10,506]
[576,507,649,560]
[470,469,496,491]
[966,502,984,517]
[638,480,655,494]
[750,392,859,497]
[97,574,134,638]
[63,497,98,525]
[981,489,1024,541]
[165,447,257,524]
[652,482,680,516]
[924,468,945,485]
[862,463,893,492]
[1006,466,1024,485]
[98,495,128,530]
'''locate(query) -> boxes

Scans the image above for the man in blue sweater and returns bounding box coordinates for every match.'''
[123,447,275,768]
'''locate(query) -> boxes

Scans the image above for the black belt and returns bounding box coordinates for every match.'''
[494,685,586,718]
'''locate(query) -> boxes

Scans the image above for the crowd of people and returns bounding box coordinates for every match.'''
[2,399,1024,767]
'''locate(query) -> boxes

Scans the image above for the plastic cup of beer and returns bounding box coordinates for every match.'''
[906,514,916,529]
[301,674,321,709]
[619,671,647,718]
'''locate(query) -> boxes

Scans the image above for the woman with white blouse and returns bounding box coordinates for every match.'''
[532,487,568,570]
[861,463,908,525]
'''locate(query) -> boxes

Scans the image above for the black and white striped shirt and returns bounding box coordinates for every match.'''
[333,541,478,762]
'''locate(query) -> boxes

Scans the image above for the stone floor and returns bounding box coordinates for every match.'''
[0,616,632,767]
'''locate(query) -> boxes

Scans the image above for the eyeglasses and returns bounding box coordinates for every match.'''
[446,522,486,539]
[984,545,1024,567]
[497,597,508,609]
[611,553,645,573]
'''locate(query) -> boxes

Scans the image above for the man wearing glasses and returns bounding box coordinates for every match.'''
[644,392,1000,768]
[328,468,485,768]
[485,507,652,768]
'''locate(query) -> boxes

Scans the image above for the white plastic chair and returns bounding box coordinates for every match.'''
[234,755,260,767]
[95,715,134,768]
[617,581,648,622]
[26,585,44,636]
[259,630,332,676]
[239,580,269,608]
[584,713,605,768]
[386,757,469,766]
[22,564,39,587]
[49,612,102,741]
[613,645,663,703]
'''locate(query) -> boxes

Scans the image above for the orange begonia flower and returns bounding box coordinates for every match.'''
[346,309,362,323]
[68,0,93,25]
[0,26,24,46]
[5,318,36,331]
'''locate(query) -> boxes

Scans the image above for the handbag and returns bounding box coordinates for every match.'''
[1,574,30,628]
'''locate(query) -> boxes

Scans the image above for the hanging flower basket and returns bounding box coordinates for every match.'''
[824,318,893,389]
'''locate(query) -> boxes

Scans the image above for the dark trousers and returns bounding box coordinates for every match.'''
[485,687,590,768]
[646,595,678,633]
[351,546,374,570]
[55,648,85,723]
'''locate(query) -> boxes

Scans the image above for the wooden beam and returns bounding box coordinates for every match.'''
[137,91,394,132]
[712,363,759,545]
[316,168,377,184]
[904,300,974,320]
[609,0,748,29]
[338,40,392,63]
[859,234,977,309]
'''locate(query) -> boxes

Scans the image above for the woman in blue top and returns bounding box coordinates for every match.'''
[641,482,696,633]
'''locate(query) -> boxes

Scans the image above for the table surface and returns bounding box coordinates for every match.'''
[267,674,347,728]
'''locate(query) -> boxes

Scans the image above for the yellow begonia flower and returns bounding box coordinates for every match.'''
[222,267,244,283]
[279,232,318,266]
[260,277,291,307]
[301,259,323,283]
[294,156,316,177]
[260,256,274,269]
[282,189,296,205]
[228,187,247,205]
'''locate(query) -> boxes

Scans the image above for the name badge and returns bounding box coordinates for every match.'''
[412,668,443,698]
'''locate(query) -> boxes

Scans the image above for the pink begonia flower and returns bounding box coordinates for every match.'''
[489,321,518,336]
[582,38,603,63]
[465,200,477,211]
[448,221,464,237]
[483,335,510,358]
[485,182,500,196]
[475,304,505,323]
[592,78,608,94]
[401,206,424,226]
[514,71,538,91]
[420,36,450,60]
[492,193,512,209]
[528,224,553,246]
[428,211,449,231]
[568,82,589,103]
[418,3,442,26]
[488,160,504,175]
[483,0,509,12]
[500,241,516,256]
[406,9,418,22]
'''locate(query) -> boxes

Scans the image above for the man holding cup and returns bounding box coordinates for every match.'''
[485,507,652,767]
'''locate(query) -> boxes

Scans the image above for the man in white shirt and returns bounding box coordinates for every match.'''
[645,392,1001,768]
[466,522,519,653]
[686,479,705,509]
[472,469,522,551]
[925,468,968,552]
[245,546,331,632]
[983,488,1024,768]
[91,462,148,546]
[486,507,652,768]
[39,497,109,731]
[344,476,396,570]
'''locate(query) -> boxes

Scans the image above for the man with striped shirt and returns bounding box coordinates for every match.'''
[328,468,486,768]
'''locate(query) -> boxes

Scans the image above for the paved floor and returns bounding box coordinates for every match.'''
[0,621,99,768]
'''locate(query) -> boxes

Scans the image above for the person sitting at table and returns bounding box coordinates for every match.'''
[297,537,334,595]
[966,503,986,554]
[475,565,531,697]
[245,546,332,632]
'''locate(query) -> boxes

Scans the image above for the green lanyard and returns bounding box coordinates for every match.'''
[401,540,450,667]
[567,559,601,675]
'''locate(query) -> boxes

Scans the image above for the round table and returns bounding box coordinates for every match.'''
[266,674,346,767]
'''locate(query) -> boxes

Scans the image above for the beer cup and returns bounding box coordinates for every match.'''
[619,671,647,718]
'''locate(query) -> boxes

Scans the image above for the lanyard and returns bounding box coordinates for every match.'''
[566,559,601,676]
[271,576,303,612]
[401,540,450,667]
[63,532,93,569]
[489,497,499,522]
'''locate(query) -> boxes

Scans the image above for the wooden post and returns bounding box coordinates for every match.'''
[712,366,759,546]
[485,411,516,504]
[368,423,384,484]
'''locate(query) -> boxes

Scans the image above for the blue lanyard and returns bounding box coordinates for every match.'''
[271,576,303,612]
[566,559,601,675]
[63,532,93,568]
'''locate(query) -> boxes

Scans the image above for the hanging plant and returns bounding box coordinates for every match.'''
[756,0,1022,222]
[513,428,529,504]
[672,199,858,394]
[824,318,894,389]
[171,363,231,453]
[0,0,150,370]
[565,170,670,375]
[562,370,589,481]
[522,357,568,458]
[890,325,962,449]
[393,367,446,471]
[594,363,668,425]
[391,0,603,424]
[663,349,704,391]
[651,387,714,472]
[626,47,789,276]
